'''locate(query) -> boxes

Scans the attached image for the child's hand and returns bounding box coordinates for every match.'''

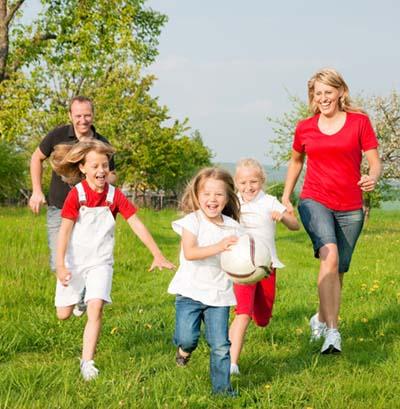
[56,266,71,287]
[149,255,176,271]
[271,211,283,222]
[219,235,238,252]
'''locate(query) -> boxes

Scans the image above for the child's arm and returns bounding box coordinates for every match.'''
[127,214,175,271]
[182,228,237,261]
[56,218,75,286]
[271,209,300,231]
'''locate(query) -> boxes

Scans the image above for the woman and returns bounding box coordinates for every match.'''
[282,68,381,354]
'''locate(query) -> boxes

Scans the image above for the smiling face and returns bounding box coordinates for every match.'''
[235,166,264,203]
[79,150,110,192]
[69,101,94,138]
[313,80,343,118]
[197,178,228,223]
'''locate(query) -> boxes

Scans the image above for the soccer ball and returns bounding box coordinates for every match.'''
[221,234,271,284]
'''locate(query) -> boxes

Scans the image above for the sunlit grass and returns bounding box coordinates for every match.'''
[0,207,399,408]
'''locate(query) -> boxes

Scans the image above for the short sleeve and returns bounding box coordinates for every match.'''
[61,188,80,221]
[172,212,199,237]
[39,130,57,158]
[271,196,287,214]
[360,115,379,152]
[114,189,137,220]
[292,122,304,153]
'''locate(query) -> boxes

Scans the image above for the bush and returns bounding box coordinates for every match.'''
[266,181,299,206]
[0,142,27,203]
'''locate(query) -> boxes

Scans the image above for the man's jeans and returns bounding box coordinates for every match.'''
[46,206,62,271]
[174,295,234,395]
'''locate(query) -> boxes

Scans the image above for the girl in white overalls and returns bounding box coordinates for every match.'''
[51,140,175,381]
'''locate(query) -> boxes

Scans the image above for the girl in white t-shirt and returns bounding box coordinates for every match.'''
[229,159,299,375]
[168,167,241,396]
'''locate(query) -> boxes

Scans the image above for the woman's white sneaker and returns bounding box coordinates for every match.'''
[80,359,99,381]
[321,329,341,354]
[309,313,327,342]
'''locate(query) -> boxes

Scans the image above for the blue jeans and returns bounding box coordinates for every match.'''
[298,199,364,273]
[174,295,234,395]
[46,206,62,271]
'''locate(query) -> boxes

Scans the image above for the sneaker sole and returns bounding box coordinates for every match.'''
[321,345,341,355]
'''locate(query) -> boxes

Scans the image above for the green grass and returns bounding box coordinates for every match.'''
[0,207,399,409]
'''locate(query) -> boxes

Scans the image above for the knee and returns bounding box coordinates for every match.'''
[175,332,199,353]
[86,299,104,320]
[208,337,230,357]
[319,246,339,272]
[56,309,72,320]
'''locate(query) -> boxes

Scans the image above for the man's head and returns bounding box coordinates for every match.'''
[68,96,94,139]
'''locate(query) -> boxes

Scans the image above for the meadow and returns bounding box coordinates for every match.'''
[0,207,399,409]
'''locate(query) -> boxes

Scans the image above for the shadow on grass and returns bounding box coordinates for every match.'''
[228,302,400,390]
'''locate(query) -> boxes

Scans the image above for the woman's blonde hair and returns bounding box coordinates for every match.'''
[180,167,240,222]
[235,158,266,184]
[50,139,115,185]
[308,68,365,114]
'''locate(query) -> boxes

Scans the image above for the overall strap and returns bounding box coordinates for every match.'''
[106,185,115,206]
[75,183,87,205]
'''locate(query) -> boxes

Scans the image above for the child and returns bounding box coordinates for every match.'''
[50,139,174,381]
[168,167,242,396]
[229,158,299,375]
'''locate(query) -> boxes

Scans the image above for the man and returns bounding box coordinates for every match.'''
[29,96,116,314]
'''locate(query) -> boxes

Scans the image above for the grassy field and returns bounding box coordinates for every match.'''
[0,207,399,409]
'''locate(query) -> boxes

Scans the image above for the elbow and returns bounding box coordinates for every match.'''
[183,251,196,261]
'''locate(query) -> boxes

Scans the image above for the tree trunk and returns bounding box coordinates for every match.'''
[0,0,25,82]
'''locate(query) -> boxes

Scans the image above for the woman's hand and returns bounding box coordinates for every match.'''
[358,175,378,192]
[281,197,294,213]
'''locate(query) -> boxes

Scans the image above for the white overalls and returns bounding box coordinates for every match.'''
[55,183,116,307]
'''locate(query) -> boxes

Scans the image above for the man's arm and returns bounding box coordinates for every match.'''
[29,147,47,214]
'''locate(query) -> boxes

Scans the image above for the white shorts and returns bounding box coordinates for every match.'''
[55,264,113,307]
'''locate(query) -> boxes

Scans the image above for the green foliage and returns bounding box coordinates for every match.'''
[267,94,311,166]
[266,182,299,206]
[367,91,400,179]
[1,208,400,408]
[0,0,212,195]
[0,142,27,202]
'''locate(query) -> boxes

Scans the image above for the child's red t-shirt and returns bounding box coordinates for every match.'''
[61,180,137,221]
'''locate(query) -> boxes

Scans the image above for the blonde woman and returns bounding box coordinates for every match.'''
[282,68,381,354]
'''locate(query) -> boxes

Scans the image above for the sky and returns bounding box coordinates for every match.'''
[22,0,400,165]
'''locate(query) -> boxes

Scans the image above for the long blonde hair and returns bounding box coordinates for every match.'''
[308,68,365,114]
[50,139,115,185]
[180,167,240,222]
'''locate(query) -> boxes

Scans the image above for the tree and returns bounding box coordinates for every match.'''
[0,1,213,198]
[267,94,311,166]
[0,141,26,202]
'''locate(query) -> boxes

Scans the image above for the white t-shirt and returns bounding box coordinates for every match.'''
[238,190,286,268]
[168,209,242,306]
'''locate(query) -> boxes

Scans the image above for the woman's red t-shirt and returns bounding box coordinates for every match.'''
[293,112,378,211]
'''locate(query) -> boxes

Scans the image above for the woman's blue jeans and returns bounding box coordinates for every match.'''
[174,295,233,395]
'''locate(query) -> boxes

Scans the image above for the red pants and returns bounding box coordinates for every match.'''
[233,270,276,327]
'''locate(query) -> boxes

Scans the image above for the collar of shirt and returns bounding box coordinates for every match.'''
[238,190,265,205]
[67,124,97,140]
